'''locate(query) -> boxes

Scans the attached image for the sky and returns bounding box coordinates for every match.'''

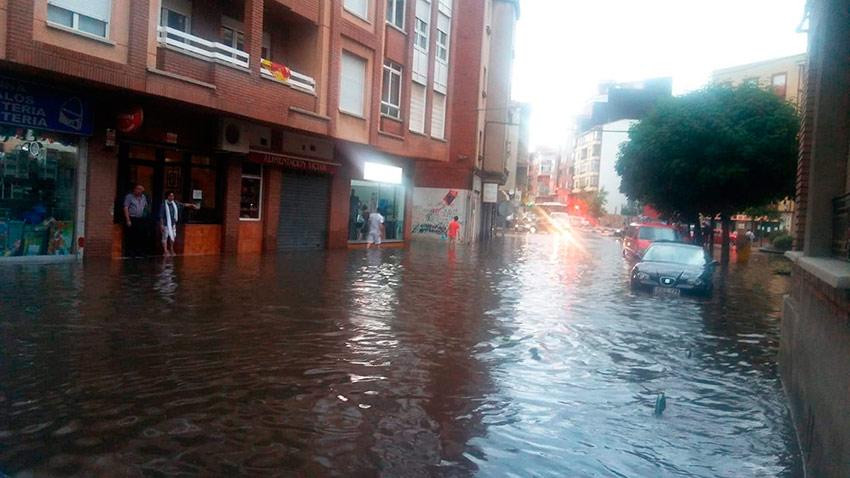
[512,0,809,148]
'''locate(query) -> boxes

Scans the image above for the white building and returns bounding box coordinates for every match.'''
[571,119,634,215]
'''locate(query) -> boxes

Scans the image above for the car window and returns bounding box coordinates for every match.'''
[642,245,706,265]
[638,227,680,241]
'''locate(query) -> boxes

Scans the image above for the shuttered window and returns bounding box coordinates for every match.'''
[340,51,367,116]
[431,92,446,139]
[48,0,111,37]
[345,0,369,19]
[410,83,426,134]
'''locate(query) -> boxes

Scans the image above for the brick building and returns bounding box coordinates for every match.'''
[410,0,520,243]
[0,0,481,261]
[781,0,850,476]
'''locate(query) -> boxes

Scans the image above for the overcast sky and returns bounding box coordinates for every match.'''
[512,0,808,148]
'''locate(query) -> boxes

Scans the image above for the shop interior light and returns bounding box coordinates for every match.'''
[364,162,403,184]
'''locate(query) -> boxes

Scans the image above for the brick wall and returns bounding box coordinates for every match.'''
[794,28,817,251]
[84,136,119,257]
[222,159,242,253]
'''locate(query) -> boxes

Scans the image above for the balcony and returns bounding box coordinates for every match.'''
[157,26,250,70]
[260,59,316,93]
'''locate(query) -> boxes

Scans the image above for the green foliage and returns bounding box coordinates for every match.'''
[744,204,782,221]
[575,188,608,219]
[767,228,789,242]
[773,233,793,251]
[616,85,800,220]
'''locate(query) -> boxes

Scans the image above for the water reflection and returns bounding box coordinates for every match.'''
[0,235,800,477]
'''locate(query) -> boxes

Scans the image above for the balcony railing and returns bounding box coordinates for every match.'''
[157,26,249,70]
[260,59,316,93]
[832,192,850,260]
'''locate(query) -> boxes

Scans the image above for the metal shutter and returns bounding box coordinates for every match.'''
[277,172,329,250]
[410,83,426,134]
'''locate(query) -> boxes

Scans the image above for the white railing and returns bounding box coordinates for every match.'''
[260,59,316,93]
[157,26,249,70]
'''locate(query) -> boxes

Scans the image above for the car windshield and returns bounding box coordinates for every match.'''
[642,245,707,266]
[638,227,680,241]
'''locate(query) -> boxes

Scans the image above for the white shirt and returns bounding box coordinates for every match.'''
[368,212,385,233]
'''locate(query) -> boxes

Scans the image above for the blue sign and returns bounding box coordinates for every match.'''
[0,76,92,136]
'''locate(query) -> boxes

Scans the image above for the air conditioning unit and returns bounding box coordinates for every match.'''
[217,118,249,153]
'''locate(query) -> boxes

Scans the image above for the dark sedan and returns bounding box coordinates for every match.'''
[629,242,716,297]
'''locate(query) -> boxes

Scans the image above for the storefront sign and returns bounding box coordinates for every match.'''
[483,183,499,203]
[0,76,92,135]
[248,151,339,175]
[166,132,178,144]
[117,106,144,133]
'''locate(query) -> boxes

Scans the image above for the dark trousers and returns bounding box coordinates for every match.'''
[124,217,150,257]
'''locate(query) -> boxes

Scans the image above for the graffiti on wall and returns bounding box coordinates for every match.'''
[412,188,468,239]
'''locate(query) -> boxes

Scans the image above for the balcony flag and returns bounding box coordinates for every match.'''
[261,59,292,83]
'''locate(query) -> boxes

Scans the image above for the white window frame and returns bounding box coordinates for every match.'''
[47,1,111,39]
[381,60,403,119]
[221,15,245,52]
[240,164,263,222]
[435,17,449,63]
[344,0,370,21]
[340,51,368,116]
[386,0,405,30]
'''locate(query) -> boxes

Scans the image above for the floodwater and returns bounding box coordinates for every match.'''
[0,233,801,477]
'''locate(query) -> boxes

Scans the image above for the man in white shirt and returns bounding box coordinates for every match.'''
[366,210,385,248]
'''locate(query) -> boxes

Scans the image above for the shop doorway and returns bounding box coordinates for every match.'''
[116,144,221,255]
[277,171,329,250]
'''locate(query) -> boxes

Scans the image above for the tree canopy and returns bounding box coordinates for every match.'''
[615,85,799,223]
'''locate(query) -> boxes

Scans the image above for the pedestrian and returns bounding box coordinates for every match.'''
[159,191,198,256]
[746,229,756,242]
[447,216,461,243]
[366,208,385,248]
[123,183,151,257]
[360,205,370,240]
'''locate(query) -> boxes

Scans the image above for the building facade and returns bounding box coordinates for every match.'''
[0,0,483,261]
[781,1,850,477]
[412,0,520,243]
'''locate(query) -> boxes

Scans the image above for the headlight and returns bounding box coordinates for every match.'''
[634,272,650,281]
[685,277,704,286]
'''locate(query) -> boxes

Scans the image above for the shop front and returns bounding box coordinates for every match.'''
[0,76,92,261]
[337,144,412,248]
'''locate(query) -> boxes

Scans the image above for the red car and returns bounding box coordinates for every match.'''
[623,223,682,260]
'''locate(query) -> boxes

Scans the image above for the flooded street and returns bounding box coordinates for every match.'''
[0,233,801,477]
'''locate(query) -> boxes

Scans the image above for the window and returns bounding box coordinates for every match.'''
[414,18,429,50]
[349,179,406,242]
[386,0,405,29]
[160,0,190,41]
[345,0,369,20]
[772,73,788,99]
[436,15,450,62]
[340,52,368,116]
[581,148,588,159]
[592,144,601,157]
[240,163,262,220]
[47,0,110,38]
[410,82,426,133]
[221,16,245,52]
[0,131,80,258]
[431,92,446,139]
[381,60,403,119]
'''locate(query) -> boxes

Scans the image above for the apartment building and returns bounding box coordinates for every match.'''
[0,0,472,261]
[411,0,520,242]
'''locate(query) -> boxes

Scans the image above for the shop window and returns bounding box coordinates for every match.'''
[128,145,156,161]
[0,129,79,257]
[349,174,405,242]
[240,163,262,220]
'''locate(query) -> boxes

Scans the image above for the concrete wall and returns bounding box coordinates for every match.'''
[411,187,470,241]
[781,264,850,478]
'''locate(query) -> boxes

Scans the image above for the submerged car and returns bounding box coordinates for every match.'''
[623,222,682,260]
[629,242,716,297]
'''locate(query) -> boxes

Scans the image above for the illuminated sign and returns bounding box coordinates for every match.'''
[363,162,403,184]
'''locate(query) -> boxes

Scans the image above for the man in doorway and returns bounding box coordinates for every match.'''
[123,183,151,257]
[366,208,384,248]
[448,216,461,243]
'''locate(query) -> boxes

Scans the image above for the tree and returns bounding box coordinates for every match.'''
[575,188,608,219]
[616,85,799,263]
